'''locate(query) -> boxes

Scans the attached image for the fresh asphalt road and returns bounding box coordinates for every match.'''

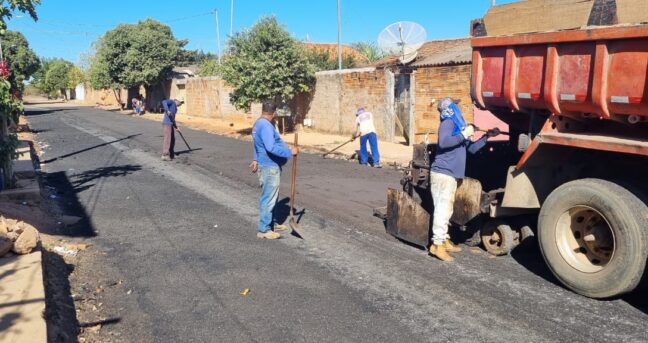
[27,104,648,343]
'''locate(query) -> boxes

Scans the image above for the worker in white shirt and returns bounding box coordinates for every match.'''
[352,107,381,168]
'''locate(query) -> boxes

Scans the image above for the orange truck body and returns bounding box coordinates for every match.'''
[471,24,648,163]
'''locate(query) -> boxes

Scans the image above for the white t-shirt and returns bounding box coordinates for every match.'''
[355,111,376,136]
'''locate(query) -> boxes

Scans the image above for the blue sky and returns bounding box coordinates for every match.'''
[8,0,518,64]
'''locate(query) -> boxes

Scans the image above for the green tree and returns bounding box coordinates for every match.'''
[305,48,356,71]
[177,48,217,67]
[31,57,52,92]
[351,42,384,64]
[67,65,83,89]
[44,59,73,99]
[0,0,40,189]
[220,16,314,110]
[89,19,182,105]
[198,58,220,77]
[1,30,39,89]
[0,0,39,31]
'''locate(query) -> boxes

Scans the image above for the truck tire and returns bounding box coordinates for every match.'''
[538,179,648,298]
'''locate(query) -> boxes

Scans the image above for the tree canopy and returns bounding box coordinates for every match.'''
[67,65,83,89]
[177,49,217,67]
[0,0,39,31]
[1,30,39,88]
[89,19,182,90]
[44,59,73,93]
[305,48,356,71]
[198,58,220,77]
[220,16,314,110]
[351,42,384,64]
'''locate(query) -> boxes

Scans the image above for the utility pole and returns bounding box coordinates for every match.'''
[491,0,496,6]
[337,0,342,70]
[230,0,234,37]
[214,10,222,64]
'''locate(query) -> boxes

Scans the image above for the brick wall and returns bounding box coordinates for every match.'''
[186,77,221,118]
[184,77,258,118]
[413,64,474,143]
[84,87,128,108]
[303,67,392,138]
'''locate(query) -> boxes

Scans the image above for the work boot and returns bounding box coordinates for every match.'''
[373,163,382,168]
[273,223,289,232]
[444,239,462,253]
[429,244,455,262]
[257,231,281,240]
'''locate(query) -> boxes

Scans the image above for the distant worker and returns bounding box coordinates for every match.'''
[250,101,299,240]
[161,98,184,161]
[352,107,381,168]
[429,97,499,262]
[132,96,143,115]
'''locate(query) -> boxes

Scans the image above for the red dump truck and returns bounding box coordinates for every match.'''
[382,16,648,299]
[471,19,648,298]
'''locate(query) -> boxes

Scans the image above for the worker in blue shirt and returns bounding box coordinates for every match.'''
[429,97,499,262]
[249,101,299,239]
[161,98,183,161]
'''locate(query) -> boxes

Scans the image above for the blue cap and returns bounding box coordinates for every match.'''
[356,107,366,116]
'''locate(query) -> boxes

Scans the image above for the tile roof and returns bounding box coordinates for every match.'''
[374,38,471,68]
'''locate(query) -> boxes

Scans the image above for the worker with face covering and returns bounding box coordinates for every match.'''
[429,97,496,262]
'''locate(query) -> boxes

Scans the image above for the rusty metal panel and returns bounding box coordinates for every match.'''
[451,178,483,226]
[386,188,430,247]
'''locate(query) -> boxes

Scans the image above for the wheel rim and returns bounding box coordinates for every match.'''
[483,226,504,252]
[555,206,615,273]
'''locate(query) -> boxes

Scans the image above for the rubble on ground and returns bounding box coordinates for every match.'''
[0,216,40,256]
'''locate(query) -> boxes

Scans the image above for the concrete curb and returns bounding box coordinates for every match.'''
[0,250,47,342]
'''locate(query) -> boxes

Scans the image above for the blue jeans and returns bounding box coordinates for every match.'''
[359,132,380,165]
[257,165,281,233]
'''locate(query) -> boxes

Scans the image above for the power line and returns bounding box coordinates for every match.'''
[165,11,213,23]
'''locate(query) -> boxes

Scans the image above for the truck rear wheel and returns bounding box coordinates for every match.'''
[538,179,648,298]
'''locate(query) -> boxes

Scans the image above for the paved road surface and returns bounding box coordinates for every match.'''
[27,105,648,342]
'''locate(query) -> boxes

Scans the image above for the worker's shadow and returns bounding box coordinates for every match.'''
[274,197,306,238]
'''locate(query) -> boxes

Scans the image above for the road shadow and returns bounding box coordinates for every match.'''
[70,165,142,193]
[41,134,142,165]
[23,108,69,117]
[0,313,20,336]
[42,249,80,342]
[624,288,648,315]
[274,198,291,225]
[175,148,203,156]
[41,165,141,237]
[274,197,307,225]
[511,237,648,312]
[236,127,253,135]
[510,238,562,287]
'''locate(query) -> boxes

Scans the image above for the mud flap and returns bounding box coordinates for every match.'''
[386,188,431,247]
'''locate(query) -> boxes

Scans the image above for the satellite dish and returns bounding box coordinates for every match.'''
[378,21,427,64]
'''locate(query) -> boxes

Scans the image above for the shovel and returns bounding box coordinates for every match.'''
[322,137,355,158]
[287,131,302,232]
[165,111,192,150]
